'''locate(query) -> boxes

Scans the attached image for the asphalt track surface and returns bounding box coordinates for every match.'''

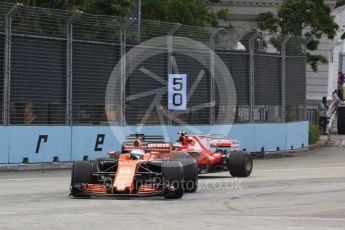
[0,146,344,230]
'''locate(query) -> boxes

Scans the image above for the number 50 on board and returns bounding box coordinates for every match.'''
[168,74,187,110]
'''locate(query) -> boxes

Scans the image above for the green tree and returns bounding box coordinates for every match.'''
[5,0,133,17]
[142,0,230,27]
[6,0,229,27]
[259,0,339,72]
[77,0,133,17]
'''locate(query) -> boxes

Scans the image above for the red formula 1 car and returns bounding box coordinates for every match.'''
[70,134,198,199]
[173,132,253,177]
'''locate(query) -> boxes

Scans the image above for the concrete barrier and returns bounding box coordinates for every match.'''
[71,126,123,161]
[0,121,309,163]
[8,126,71,164]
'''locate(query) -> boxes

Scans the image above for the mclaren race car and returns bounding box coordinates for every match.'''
[70,134,198,199]
[173,132,253,177]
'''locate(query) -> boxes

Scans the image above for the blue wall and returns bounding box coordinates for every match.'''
[0,121,309,163]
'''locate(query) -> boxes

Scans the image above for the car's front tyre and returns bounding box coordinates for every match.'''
[162,161,184,199]
[70,161,93,197]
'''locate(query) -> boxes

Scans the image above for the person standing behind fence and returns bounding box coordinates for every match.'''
[319,97,329,135]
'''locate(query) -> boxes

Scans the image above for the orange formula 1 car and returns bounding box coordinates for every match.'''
[173,132,253,177]
[70,134,198,199]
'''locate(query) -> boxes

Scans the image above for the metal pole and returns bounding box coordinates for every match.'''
[120,20,134,126]
[3,3,22,125]
[120,24,126,126]
[137,0,141,43]
[167,24,181,125]
[303,38,312,122]
[209,28,222,125]
[167,24,181,74]
[248,32,259,123]
[66,12,82,126]
[302,36,314,122]
[281,35,291,123]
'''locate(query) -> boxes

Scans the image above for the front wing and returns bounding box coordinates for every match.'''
[70,183,164,197]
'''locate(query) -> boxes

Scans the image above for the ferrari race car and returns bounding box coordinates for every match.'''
[173,132,253,177]
[70,134,198,199]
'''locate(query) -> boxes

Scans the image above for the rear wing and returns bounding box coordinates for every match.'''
[125,134,165,142]
[210,139,240,150]
[195,134,225,139]
[122,141,172,154]
[210,140,232,147]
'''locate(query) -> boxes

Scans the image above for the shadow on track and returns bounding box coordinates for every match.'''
[199,175,233,179]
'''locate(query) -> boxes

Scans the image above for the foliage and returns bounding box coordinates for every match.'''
[5,0,230,27]
[259,0,338,72]
[142,0,230,27]
[5,0,134,17]
[309,124,320,144]
[306,53,329,72]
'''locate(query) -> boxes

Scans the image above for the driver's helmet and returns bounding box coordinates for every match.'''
[130,149,145,160]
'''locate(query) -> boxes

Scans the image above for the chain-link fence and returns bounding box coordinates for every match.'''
[0,2,307,126]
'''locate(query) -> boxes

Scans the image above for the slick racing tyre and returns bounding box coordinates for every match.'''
[172,153,198,192]
[162,161,184,199]
[181,159,198,193]
[227,151,253,177]
[70,161,93,197]
[172,155,198,193]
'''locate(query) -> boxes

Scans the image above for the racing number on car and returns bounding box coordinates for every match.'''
[36,135,48,154]
[94,134,105,151]
[168,74,187,110]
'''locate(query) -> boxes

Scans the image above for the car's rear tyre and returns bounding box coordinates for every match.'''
[227,151,253,177]
[162,161,184,199]
[70,161,93,197]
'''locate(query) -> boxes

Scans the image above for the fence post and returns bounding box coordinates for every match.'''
[120,23,126,126]
[209,28,222,125]
[137,0,141,43]
[3,3,21,125]
[281,35,291,123]
[304,52,307,121]
[249,33,259,123]
[167,24,181,125]
[303,37,312,122]
[66,12,82,126]
[120,20,134,126]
